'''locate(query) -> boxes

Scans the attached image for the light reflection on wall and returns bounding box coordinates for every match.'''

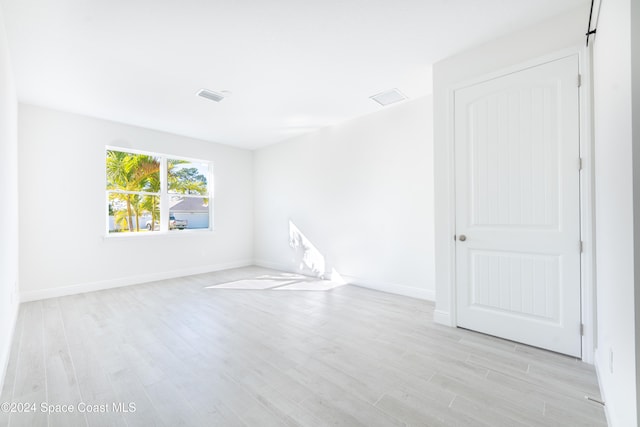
[289,220,326,278]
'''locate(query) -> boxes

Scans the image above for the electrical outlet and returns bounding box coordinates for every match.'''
[609,348,614,374]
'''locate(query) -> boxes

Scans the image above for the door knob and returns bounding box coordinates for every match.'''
[459,235,467,241]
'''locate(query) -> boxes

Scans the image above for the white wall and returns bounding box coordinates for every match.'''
[0,5,19,393]
[254,97,435,300]
[593,0,639,424]
[634,0,640,419]
[18,105,254,300]
[432,8,587,325]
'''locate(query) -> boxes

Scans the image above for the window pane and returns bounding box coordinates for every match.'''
[169,196,210,230]
[140,194,161,231]
[106,150,160,193]
[108,193,160,233]
[167,159,209,195]
[106,149,211,235]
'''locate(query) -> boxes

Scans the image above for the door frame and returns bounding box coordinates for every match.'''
[436,46,596,363]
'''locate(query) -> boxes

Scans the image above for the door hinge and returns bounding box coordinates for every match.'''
[580,241,584,253]
[580,323,584,336]
[453,234,456,241]
[578,74,582,87]
[579,157,583,170]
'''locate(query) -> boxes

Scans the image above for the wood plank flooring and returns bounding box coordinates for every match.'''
[0,266,607,426]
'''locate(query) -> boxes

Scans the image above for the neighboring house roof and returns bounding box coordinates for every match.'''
[169,196,208,213]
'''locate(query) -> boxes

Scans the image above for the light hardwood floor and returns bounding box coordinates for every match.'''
[0,266,607,426]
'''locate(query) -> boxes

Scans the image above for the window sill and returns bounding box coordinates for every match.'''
[103,229,214,240]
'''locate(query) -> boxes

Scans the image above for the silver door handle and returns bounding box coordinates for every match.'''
[458,235,467,241]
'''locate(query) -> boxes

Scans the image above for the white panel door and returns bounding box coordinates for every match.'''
[454,55,581,357]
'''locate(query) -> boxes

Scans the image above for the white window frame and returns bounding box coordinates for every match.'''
[105,146,213,237]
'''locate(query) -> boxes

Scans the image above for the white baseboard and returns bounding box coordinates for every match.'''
[342,275,435,301]
[20,259,253,302]
[593,348,612,427]
[434,309,454,326]
[22,258,436,302]
[0,298,19,395]
[254,259,435,301]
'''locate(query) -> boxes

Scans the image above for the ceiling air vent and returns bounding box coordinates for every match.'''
[196,88,226,103]
[370,88,407,106]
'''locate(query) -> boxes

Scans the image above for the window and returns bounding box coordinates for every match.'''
[106,148,211,234]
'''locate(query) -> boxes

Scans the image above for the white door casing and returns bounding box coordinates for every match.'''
[454,54,581,357]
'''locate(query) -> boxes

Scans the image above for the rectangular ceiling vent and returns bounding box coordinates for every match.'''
[196,88,225,103]
[370,88,407,106]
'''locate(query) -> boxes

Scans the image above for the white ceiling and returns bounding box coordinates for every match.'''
[1,0,588,149]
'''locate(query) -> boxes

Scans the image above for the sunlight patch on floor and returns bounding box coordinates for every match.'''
[206,274,346,291]
[207,220,349,292]
[206,278,299,290]
[273,279,345,291]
